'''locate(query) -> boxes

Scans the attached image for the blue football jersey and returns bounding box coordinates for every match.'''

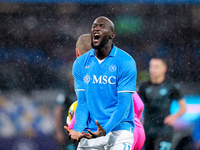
[73,44,137,133]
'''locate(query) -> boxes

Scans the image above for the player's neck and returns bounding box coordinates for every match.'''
[95,42,112,60]
[151,75,165,84]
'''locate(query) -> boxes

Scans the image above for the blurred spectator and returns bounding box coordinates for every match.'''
[0,92,55,138]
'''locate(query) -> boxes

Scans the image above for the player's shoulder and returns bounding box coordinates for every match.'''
[163,78,175,86]
[115,46,136,67]
[164,78,181,89]
[116,47,134,61]
[140,80,151,88]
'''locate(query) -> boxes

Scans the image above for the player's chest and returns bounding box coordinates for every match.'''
[144,85,172,105]
[82,58,118,85]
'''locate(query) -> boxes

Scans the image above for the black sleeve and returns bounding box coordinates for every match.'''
[171,83,183,101]
[138,83,146,103]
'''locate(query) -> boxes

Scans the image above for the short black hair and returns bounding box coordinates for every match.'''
[150,56,167,66]
[94,16,115,32]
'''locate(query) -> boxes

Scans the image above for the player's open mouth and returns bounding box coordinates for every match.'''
[93,33,101,42]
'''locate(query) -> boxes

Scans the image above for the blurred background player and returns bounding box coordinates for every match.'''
[75,34,92,58]
[138,56,186,150]
[67,34,91,131]
[54,34,91,150]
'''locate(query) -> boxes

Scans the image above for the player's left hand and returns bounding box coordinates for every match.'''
[164,115,177,126]
[82,120,106,139]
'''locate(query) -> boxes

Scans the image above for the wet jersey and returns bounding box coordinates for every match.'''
[72,44,137,134]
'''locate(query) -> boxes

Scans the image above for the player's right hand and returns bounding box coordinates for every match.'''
[82,132,93,139]
[64,126,84,142]
[83,120,106,139]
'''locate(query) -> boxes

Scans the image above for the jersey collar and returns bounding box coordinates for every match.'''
[90,43,117,57]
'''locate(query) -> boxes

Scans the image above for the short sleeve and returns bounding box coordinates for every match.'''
[171,83,183,101]
[72,60,85,92]
[117,59,137,93]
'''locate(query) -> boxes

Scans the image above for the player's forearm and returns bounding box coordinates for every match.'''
[73,103,88,132]
[103,92,133,134]
[174,99,186,119]
[73,91,89,132]
[174,108,185,119]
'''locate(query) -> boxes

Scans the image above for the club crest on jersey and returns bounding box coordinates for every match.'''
[145,88,151,94]
[159,88,168,96]
[83,74,91,84]
[109,65,117,72]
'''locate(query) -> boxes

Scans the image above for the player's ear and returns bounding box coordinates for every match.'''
[164,66,167,73]
[76,48,80,58]
[163,65,167,74]
[110,32,115,39]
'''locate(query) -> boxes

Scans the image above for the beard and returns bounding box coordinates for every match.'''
[91,34,110,50]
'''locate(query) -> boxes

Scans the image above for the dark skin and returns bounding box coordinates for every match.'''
[91,16,115,60]
[64,126,83,142]
[82,120,106,139]
[64,120,106,141]
[64,17,115,141]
